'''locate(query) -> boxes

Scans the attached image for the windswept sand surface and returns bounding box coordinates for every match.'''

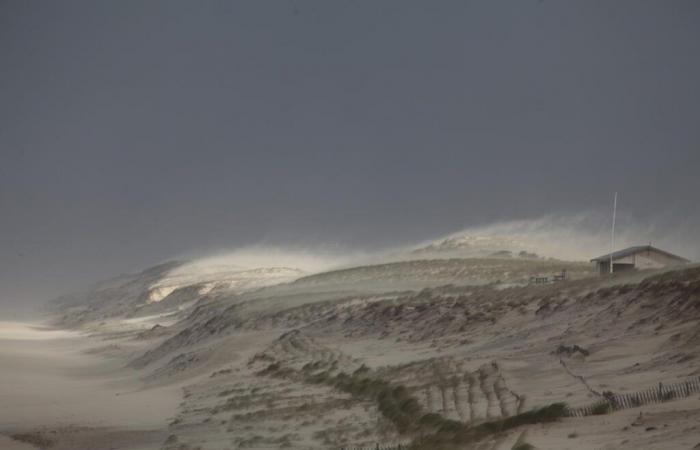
[145,266,700,450]
[4,261,700,449]
[0,321,179,449]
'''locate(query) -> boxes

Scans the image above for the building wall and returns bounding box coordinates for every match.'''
[634,250,686,270]
[596,261,609,274]
[598,261,636,274]
[596,249,687,275]
[614,254,636,264]
[613,263,635,272]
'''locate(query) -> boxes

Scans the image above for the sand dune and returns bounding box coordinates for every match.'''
[3,261,700,449]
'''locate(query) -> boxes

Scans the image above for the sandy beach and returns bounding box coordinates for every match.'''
[0,321,180,450]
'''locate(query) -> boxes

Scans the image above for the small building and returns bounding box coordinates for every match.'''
[591,245,689,275]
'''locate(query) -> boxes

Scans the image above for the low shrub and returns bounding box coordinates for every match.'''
[591,401,611,415]
[412,403,568,449]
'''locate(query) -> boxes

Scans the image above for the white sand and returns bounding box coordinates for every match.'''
[0,321,180,449]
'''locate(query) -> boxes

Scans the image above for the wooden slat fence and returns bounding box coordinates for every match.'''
[566,375,700,417]
[340,376,700,448]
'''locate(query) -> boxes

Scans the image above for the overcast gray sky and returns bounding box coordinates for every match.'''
[1,1,699,308]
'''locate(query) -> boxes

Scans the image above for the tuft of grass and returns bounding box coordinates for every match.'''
[591,401,611,415]
[418,413,445,428]
[412,403,568,450]
[512,443,535,450]
[555,344,590,357]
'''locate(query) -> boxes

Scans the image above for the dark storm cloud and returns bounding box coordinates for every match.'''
[1,1,699,307]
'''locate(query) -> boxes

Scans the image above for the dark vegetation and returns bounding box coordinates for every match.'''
[554,344,590,358]
[512,442,535,450]
[410,403,567,449]
[11,432,55,448]
[590,401,611,415]
[257,358,567,448]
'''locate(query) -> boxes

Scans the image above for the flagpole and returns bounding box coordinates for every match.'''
[610,192,617,274]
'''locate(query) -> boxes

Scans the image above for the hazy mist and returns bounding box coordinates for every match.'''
[2,1,699,311]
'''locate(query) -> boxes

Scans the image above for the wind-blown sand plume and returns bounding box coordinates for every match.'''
[413,213,700,262]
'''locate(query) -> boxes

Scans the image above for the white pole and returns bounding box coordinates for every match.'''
[610,192,617,274]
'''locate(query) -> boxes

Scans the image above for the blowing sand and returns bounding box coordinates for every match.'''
[0,321,179,449]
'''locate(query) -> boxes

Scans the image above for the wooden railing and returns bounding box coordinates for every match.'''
[566,376,700,417]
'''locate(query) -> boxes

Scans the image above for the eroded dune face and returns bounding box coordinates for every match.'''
[6,257,700,450]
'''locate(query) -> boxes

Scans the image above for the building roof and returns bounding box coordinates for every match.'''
[590,245,690,263]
